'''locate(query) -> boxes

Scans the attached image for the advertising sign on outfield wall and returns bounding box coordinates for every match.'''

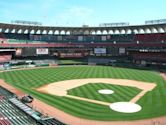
[94,48,106,54]
[36,48,49,55]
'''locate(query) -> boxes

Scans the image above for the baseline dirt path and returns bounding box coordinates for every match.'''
[160,73,166,81]
[66,95,111,106]
[37,78,156,104]
[0,79,25,96]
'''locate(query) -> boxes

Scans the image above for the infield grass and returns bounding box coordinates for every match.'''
[68,83,142,103]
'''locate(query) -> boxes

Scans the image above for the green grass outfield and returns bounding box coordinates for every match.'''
[0,66,166,121]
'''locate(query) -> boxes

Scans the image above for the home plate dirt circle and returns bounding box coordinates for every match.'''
[98,89,114,95]
[110,102,142,113]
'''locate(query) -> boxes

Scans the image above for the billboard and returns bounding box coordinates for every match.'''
[119,48,125,54]
[145,19,166,25]
[99,22,129,27]
[94,48,106,54]
[36,48,49,55]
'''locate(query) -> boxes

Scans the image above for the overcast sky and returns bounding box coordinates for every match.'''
[0,0,166,26]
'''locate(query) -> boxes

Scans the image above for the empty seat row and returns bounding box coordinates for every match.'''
[0,99,38,125]
[0,114,11,125]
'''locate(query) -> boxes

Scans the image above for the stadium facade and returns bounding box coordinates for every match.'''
[0,22,166,67]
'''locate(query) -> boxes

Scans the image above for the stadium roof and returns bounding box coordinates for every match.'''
[0,23,166,35]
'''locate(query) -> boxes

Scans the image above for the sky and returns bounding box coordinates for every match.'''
[0,0,166,27]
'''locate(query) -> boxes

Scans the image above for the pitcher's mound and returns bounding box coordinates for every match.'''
[110,102,142,113]
[98,89,114,95]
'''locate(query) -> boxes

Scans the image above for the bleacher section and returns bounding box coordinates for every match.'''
[135,33,166,43]
[0,113,11,125]
[109,34,135,42]
[1,33,166,44]
[8,39,48,44]
[0,55,12,63]
[2,32,165,44]
[0,87,15,99]
[0,99,37,125]
[38,118,66,125]
[130,52,166,62]
[9,98,47,121]
[0,32,166,65]
[0,86,66,125]
[3,33,29,40]
[0,86,38,125]
[9,98,66,125]
[0,33,7,44]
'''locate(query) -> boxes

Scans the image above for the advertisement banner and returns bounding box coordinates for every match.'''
[94,48,106,54]
[36,48,49,55]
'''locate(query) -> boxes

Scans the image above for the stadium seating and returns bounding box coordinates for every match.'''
[3,33,29,40]
[7,39,48,44]
[0,114,11,125]
[108,34,135,42]
[131,52,166,62]
[0,87,37,125]
[38,118,66,125]
[1,33,166,44]
[0,96,5,100]
[0,33,7,44]
[0,55,12,63]
[135,33,166,43]
[0,87,15,99]
[1,32,166,65]
[0,98,38,125]
[0,86,66,125]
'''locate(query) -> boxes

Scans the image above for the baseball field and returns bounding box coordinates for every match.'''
[0,66,166,121]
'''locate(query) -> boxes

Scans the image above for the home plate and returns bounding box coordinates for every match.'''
[98,89,114,95]
[110,102,142,113]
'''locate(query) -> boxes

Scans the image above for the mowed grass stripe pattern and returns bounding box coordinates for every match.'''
[68,83,142,103]
[0,66,166,120]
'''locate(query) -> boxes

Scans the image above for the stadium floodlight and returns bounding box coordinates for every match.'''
[113,41,116,44]
[145,19,166,25]
[99,22,129,27]
[161,40,164,43]
[11,20,42,26]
